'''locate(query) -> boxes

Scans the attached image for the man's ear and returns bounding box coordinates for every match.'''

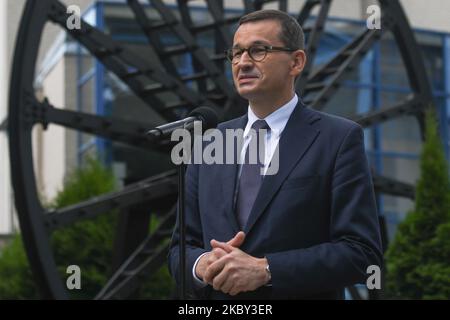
[291,50,307,77]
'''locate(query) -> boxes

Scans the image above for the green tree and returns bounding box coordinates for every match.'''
[50,157,118,299]
[0,158,116,299]
[0,234,39,299]
[0,157,174,299]
[386,108,450,299]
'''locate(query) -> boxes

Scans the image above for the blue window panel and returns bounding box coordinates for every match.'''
[358,51,374,150]
[94,2,112,167]
[76,2,111,167]
[443,35,450,160]
[372,42,384,216]
[77,68,95,87]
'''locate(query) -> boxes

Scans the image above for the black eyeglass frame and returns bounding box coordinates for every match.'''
[225,45,298,64]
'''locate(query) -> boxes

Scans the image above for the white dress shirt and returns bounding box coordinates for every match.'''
[240,94,298,175]
[192,94,299,286]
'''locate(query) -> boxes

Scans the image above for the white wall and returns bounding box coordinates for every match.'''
[34,59,67,201]
[223,0,450,33]
[400,0,450,33]
[0,0,13,235]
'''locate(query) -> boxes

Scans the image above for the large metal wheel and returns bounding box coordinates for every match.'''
[8,0,432,299]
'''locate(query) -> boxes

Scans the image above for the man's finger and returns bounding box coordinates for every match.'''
[203,256,227,284]
[212,266,231,291]
[210,239,234,253]
[218,272,234,294]
[210,247,227,261]
[209,232,245,254]
[229,285,241,296]
[227,231,246,247]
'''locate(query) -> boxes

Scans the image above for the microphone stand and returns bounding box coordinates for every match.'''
[177,161,187,300]
[147,121,194,300]
[177,121,197,300]
[177,120,203,299]
[147,111,218,300]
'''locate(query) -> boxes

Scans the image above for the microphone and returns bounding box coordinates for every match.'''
[147,107,219,139]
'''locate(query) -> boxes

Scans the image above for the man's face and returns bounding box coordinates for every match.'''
[231,20,297,101]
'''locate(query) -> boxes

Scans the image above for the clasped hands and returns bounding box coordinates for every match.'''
[195,231,270,296]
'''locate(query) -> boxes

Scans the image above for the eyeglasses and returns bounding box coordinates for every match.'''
[226,45,297,64]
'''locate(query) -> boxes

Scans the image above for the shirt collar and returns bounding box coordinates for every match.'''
[244,94,298,139]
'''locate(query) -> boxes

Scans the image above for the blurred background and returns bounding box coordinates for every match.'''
[0,0,449,299]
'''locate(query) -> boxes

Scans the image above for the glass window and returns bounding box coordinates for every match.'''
[322,86,369,118]
[416,32,444,92]
[79,75,95,115]
[78,46,95,77]
[381,153,420,185]
[379,33,410,89]
[380,115,422,154]
[382,196,414,241]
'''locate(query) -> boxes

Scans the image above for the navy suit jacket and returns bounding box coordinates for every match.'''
[168,100,383,299]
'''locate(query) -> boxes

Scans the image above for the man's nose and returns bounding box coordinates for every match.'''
[236,51,254,69]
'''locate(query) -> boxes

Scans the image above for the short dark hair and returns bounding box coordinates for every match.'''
[239,9,305,50]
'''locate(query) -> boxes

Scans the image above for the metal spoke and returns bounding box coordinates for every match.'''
[45,171,177,230]
[296,0,331,91]
[96,206,176,299]
[372,174,415,199]
[351,96,421,127]
[48,0,214,119]
[305,29,383,109]
[150,0,235,98]
[31,98,172,151]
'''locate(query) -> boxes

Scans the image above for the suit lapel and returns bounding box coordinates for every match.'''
[220,115,248,234]
[243,102,321,234]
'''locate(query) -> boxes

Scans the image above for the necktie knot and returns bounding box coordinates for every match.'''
[252,119,270,131]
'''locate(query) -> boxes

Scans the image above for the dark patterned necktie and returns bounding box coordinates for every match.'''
[235,120,270,229]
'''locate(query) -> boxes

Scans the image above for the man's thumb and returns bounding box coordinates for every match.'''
[227,231,245,247]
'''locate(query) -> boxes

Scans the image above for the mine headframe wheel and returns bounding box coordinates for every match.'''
[8,0,432,299]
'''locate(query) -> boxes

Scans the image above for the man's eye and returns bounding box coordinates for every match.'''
[251,47,266,54]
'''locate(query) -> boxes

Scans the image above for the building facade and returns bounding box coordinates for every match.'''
[1,0,450,243]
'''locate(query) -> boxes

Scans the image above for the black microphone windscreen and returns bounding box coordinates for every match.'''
[188,107,219,130]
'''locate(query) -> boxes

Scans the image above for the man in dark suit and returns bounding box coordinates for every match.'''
[168,9,382,299]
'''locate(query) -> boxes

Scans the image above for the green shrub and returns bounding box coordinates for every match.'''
[385,108,450,299]
[0,234,39,299]
[0,157,174,299]
[138,255,175,299]
[50,157,118,299]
